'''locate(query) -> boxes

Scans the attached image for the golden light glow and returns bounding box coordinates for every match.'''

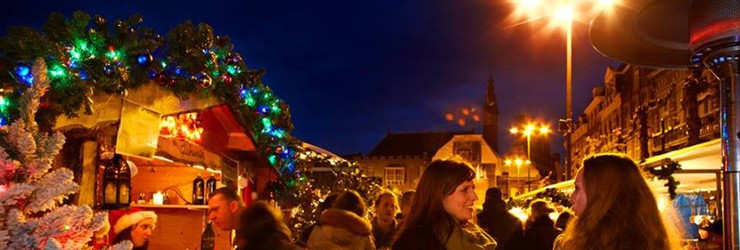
[539,126,550,134]
[505,159,513,165]
[509,127,519,134]
[596,0,617,10]
[519,0,540,9]
[553,5,574,25]
[506,0,614,41]
[510,122,550,135]
[515,158,524,166]
[160,112,204,143]
[525,124,535,131]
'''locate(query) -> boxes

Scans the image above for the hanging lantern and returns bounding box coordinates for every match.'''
[102,154,132,209]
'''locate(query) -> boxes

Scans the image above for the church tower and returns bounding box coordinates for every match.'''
[483,75,500,153]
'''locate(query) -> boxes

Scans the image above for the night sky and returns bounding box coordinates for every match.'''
[1,0,620,156]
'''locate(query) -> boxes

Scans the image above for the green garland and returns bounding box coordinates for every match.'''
[0,11,299,174]
[647,160,681,199]
[266,147,382,237]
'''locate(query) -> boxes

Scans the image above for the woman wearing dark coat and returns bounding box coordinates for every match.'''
[393,159,496,250]
[522,199,561,250]
[237,201,303,250]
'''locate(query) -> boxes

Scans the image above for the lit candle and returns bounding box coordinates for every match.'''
[152,191,164,205]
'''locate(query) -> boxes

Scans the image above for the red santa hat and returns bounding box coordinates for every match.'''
[108,208,157,243]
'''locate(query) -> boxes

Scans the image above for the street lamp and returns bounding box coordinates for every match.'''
[509,0,616,180]
[510,123,549,192]
[504,157,531,195]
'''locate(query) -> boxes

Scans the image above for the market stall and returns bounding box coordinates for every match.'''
[0,12,300,249]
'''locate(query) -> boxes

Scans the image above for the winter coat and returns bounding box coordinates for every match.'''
[444,223,497,250]
[476,201,524,250]
[307,209,375,250]
[392,225,446,250]
[393,223,497,250]
[522,216,561,250]
[237,232,304,250]
[371,217,398,249]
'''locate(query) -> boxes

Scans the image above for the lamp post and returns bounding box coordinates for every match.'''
[505,157,531,195]
[510,123,549,192]
[510,0,615,180]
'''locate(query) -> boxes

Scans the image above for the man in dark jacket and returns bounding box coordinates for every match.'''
[476,187,524,250]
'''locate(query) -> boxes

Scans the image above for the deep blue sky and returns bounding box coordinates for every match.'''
[1,0,620,156]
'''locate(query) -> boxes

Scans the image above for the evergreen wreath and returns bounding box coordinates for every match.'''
[0,11,300,175]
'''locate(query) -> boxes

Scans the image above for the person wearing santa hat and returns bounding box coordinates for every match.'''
[109,208,157,250]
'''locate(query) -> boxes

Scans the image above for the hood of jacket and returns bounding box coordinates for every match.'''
[320,208,372,236]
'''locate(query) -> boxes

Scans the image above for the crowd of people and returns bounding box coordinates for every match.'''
[109,153,694,250]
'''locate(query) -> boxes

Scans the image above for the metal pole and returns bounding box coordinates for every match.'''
[527,134,531,192]
[565,19,573,180]
[714,55,740,250]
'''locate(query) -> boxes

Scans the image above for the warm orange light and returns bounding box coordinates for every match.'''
[445,113,454,121]
[525,124,536,132]
[509,127,519,134]
[539,126,550,134]
[159,111,203,143]
[554,5,575,26]
[457,118,466,127]
[525,159,532,165]
[514,158,524,166]
[519,0,540,9]
[505,159,513,165]
[596,0,616,9]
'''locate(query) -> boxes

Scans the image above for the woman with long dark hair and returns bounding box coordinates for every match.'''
[237,201,302,250]
[555,153,683,250]
[392,158,496,250]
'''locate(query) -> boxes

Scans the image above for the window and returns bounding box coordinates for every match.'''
[384,167,405,187]
[453,141,481,163]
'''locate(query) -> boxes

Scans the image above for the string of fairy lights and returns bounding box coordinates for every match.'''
[0,11,299,175]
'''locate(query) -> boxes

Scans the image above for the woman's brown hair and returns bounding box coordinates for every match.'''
[560,153,683,250]
[238,201,292,250]
[332,189,367,217]
[398,158,476,243]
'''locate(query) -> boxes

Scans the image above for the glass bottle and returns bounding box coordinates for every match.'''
[201,220,215,250]
[193,175,205,205]
[206,174,217,199]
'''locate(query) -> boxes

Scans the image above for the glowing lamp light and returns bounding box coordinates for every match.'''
[457,118,466,127]
[515,158,524,165]
[509,127,519,134]
[152,191,164,205]
[509,207,529,222]
[159,112,203,143]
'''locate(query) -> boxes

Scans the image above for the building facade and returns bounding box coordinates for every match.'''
[566,64,719,178]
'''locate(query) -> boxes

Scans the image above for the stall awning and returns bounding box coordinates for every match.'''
[643,139,721,192]
[201,105,256,152]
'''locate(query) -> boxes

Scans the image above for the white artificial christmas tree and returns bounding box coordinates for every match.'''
[0,58,131,250]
